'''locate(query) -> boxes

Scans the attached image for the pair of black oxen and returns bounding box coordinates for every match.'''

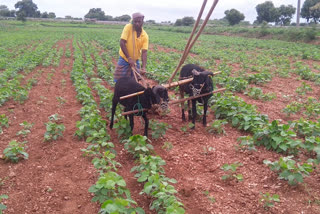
[110,64,214,137]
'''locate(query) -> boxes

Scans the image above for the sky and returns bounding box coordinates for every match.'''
[1,0,303,23]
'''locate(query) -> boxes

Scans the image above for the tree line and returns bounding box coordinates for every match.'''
[1,0,320,25]
[0,0,56,21]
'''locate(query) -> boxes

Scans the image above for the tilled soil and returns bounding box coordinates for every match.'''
[0,39,320,214]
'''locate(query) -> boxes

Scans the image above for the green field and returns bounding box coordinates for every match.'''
[1,20,320,213]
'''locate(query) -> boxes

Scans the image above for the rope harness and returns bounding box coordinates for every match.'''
[190,83,205,96]
[132,95,144,116]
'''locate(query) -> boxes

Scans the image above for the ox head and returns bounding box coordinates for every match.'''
[152,85,169,110]
[189,69,213,96]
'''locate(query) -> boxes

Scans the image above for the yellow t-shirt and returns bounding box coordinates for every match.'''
[119,23,149,62]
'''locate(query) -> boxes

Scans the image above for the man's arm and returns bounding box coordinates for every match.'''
[141,49,147,75]
[120,39,135,67]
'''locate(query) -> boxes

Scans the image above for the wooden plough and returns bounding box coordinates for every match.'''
[119,0,221,115]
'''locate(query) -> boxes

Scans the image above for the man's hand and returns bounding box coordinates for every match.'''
[128,57,135,68]
[140,68,146,75]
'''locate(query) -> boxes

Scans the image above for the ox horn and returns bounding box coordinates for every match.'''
[192,69,200,76]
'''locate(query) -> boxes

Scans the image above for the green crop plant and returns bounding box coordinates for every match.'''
[225,77,248,92]
[99,198,145,214]
[206,119,227,135]
[113,117,132,141]
[141,173,184,214]
[236,136,256,151]
[290,118,320,138]
[16,121,34,137]
[89,171,144,214]
[149,119,171,139]
[3,140,28,163]
[212,93,269,133]
[282,101,303,117]
[81,140,115,157]
[303,97,320,119]
[246,72,272,85]
[202,146,215,155]
[12,87,29,104]
[56,96,67,106]
[245,87,276,101]
[123,135,154,158]
[131,155,166,182]
[260,192,280,210]
[203,191,216,203]
[44,114,65,142]
[92,151,121,173]
[0,195,8,214]
[221,162,243,182]
[263,156,313,185]
[61,79,67,87]
[162,142,173,151]
[65,48,71,58]
[0,114,9,134]
[44,122,65,141]
[296,82,313,96]
[89,171,130,203]
[180,123,195,133]
[254,120,302,154]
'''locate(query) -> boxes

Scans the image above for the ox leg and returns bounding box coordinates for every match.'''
[203,100,208,126]
[109,97,118,129]
[188,100,192,121]
[191,99,196,129]
[129,114,134,132]
[180,88,186,121]
[142,113,149,137]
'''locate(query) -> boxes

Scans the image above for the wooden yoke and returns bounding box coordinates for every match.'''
[170,88,226,105]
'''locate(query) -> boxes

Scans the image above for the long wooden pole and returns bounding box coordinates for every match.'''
[170,88,226,105]
[162,71,221,89]
[122,108,148,116]
[170,0,208,83]
[168,0,220,84]
[120,91,145,100]
[121,88,226,115]
[120,71,222,100]
[162,78,194,89]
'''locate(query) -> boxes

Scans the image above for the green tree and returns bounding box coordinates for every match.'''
[146,20,156,24]
[105,15,113,21]
[48,12,56,19]
[34,10,40,18]
[181,16,195,26]
[113,14,130,22]
[84,8,107,20]
[301,0,320,23]
[255,1,278,23]
[0,5,15,17]
[275,5,296,26]
[14,0,38,20]
[41,11,48,18]
[174,19,182,26]
[224,9,245,25]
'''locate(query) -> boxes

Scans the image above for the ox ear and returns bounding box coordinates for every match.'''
[202,71,214,76]
[192,69,200,76]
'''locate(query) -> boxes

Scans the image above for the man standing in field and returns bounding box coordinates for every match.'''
[113,12,149,82]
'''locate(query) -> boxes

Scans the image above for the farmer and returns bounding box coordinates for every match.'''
[113,12,149,82]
